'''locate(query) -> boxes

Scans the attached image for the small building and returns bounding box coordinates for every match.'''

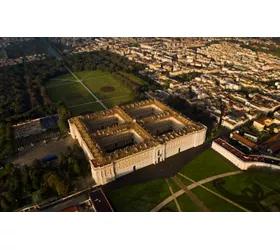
[244,132,258,143]
[253,116,273,132]
[230,132,257,151]
[262,132,280,154]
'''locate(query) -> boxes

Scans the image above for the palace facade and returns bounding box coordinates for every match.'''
[69,99,207,185]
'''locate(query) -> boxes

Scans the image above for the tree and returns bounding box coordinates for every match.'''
[57,105,70,119]
[32,189,44,204]
[56,181,68,196]
[31,159,41,168]
[72,162,81,176]
[46,174,59,190]
[32,178,40,190]
[0,196,8,211]
[57,118,68,133]
[72,144,84,160]
[5,163,15,173]
[57,152,66,165]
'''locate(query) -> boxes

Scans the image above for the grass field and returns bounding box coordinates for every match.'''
[203,171,280,212]
[45,70,138,116]
[107,179,172,212]
[119,71,148,85]
[105,149,250,212]
[105,146,280,212]
[69,102,105,116]
[191,186,243,212]
[180,149,236,181]
[177,193,200,212]
[159,200,178,212]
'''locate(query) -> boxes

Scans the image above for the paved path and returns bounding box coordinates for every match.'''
[151,171,243,212]
[172,176,209,212]
[81,72,94,80]
[165,179,181,212]
[83,75,109,81]
[179,173,250,212]
[46,81,77,89]
[64,64,108,110]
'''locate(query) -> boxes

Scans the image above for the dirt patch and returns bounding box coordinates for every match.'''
[100,86,115,92]
[66,93,83,101]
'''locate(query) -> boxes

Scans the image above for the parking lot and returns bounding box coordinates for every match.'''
[12,135,76,166]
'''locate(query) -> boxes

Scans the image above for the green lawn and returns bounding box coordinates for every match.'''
[82,71,135,101]
[204,171,280,212]
[106,149,241,212]
[159,200,178,212]
[177,175,194,187]
[44,70,137,113]
[69,102,104,116]
[191,186,243,212]
[179,149,236,181]
[105,149,280,212]
[168,178,181,193]
[107,179,171,212]
[46,81,95,107]
[177,194,200,212]
[119,71,148,85]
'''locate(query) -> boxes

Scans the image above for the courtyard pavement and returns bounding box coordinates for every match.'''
[12,135,76,166]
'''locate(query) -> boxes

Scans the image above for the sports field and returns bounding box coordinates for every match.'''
[45,70,137,116]
[106,148,280,212]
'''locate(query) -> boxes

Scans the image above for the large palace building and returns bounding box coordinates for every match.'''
[68,99,207,185]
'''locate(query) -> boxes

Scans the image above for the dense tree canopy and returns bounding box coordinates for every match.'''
[0,145,90,211]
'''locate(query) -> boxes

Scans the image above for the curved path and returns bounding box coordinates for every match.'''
[178,173,250,212]
[151,171,244,212]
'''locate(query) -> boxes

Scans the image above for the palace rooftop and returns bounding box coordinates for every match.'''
[69,99,205,168]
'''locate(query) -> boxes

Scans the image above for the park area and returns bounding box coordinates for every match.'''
[106,149,280,212]
[44,70,141,116]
